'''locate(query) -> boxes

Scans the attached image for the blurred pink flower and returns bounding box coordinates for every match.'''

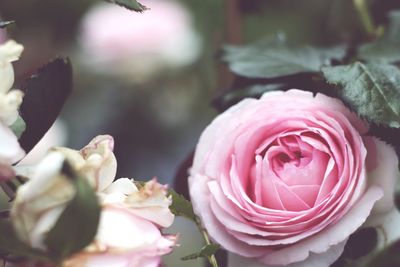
[79,0,201,78]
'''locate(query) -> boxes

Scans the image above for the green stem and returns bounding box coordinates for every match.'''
[353,0,376,36]
[197,220,219,267]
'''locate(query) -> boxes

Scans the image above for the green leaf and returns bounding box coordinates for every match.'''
[213,84,286,111]
[20,58,72,155]
[0,21,15,29]
[223,37,346,79]
[365,240,400,267]
[0,220,48,261]
[10,116,26,139]
[106,0,148,12]
[358,10,400,63]
[181,244,220,261]
[168,189,196,222]
[322,62,400,128]
[44,161,101,261]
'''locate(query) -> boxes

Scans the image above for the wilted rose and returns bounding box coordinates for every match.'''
[189,90,399,266]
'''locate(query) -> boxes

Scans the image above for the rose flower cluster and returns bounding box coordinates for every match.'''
[0,40,176,267]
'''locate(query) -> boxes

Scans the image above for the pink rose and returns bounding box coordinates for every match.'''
[189,89,398,266]
[64,180,176,267]
[79,0,201,77]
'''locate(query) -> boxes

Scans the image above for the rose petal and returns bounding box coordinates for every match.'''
[365,137,399,215]
[259,186,382,265]
[228,240,345,267]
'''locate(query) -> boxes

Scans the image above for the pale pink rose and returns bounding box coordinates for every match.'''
[102,178,175,228]
[63,206,176,267]
[63,178,176,267]
[189,89,399,267]
[79,0,201,78]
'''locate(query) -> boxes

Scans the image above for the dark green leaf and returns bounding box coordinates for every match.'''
[223,37,346,79]
[322,62,400,128]
[365,240,400,267]
[9,116,26,139]
[19,58,72,155]
[44,161,101,261]
[358,10,400,63]
[0,220,48,261]
[181,244,220,261]
[0,21,14,29]
[168,189,196,222]
[106,0,148,12]
[213,84,286,111]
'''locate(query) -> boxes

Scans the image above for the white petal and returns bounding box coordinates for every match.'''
[104,178,137,195]
[0,122,24,164]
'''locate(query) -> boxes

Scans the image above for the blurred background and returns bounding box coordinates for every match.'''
[0,0,399,266]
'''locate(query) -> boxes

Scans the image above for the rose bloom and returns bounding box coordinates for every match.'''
[64,180,176,267]
[12,136,176,267]
[189,89,399,267]
[79,0,201,80]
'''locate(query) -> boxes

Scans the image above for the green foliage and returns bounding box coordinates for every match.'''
[106,0,148,12]
[223,36,346,79]
[19,58,72,155]
[322,62,400,128]
[181,244,220,261]
[0,220,48,261]
[358,10,400,63]
[168,189,196,222]
[213,84,286,111]
[44,162,101,262]
[10,116,26,139]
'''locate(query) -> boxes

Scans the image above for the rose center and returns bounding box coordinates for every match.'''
[250,134,332,211]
